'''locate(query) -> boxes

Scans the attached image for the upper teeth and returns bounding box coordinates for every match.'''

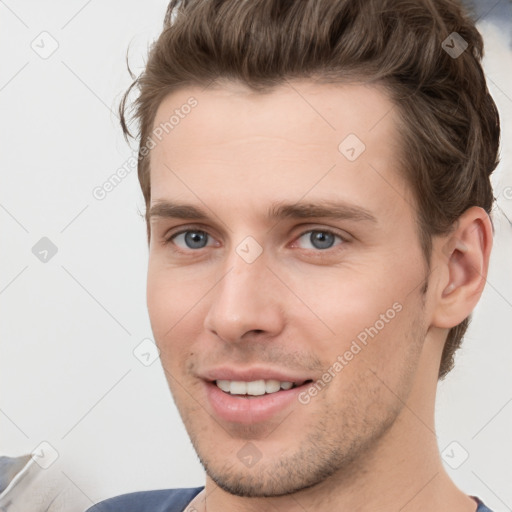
[216,379,297,396]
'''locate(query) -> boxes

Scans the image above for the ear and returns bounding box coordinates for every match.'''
[431,206,493,329]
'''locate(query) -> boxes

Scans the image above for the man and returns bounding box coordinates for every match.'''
[88,0,500,510]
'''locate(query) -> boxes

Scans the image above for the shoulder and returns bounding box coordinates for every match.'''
[473,496,495,512]
[85,486,204,512]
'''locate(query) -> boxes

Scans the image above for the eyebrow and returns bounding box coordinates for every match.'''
[148,200,377,224]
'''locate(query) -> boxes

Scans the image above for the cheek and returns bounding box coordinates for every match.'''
[146,264,209,365]
[290,271,394,336]
[147,266,173,337]
[147,262,204,331]
[147,266,192,358]
[290,263,421,369]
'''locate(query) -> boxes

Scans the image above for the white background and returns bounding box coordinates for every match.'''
[1,1,511,510]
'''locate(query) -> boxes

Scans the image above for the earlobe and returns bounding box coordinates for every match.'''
[431,207,493,329]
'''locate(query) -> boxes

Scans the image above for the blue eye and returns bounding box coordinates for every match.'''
[296,230,343,250]
[165,228,346,253]
[171,230,212,249]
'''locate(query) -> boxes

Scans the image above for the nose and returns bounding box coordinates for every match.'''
[203,247,284,344]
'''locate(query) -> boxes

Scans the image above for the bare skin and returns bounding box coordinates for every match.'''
[146,80,492,512]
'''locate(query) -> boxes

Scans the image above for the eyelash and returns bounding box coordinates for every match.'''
[163,225,348,253]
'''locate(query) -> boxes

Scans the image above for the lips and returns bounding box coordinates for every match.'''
[200,366,312,384]
[215,379,310,396]
[199,367,314,424]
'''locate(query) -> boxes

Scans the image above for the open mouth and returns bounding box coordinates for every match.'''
[213,379,313,398]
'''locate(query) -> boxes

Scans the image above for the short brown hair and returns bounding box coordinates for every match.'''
[119,0,500,380]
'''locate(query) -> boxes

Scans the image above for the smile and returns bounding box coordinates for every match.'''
[204,379,313,424]
[215,379,309,396]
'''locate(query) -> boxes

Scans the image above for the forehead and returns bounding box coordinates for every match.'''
[152,80,399,151]
[149,80,413,224]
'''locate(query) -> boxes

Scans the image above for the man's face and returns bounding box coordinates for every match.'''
[147,81,432,496]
